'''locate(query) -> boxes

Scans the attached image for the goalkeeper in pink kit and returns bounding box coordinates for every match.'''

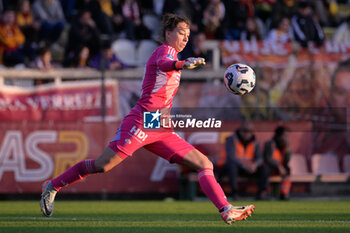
[40,13,254,224]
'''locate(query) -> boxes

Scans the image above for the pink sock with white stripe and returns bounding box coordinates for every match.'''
[198,168,230,211]
[51,159,96,191]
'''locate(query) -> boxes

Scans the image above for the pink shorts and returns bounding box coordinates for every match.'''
[108,109,194,164]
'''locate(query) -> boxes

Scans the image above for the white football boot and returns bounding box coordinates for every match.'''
[40,180,57,217]
[220,204,255,224]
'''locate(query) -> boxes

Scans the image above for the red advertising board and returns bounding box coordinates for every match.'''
[0,121,312,194]
[0,122,180,194]
[220,41,350,66]
[0,80,118,121]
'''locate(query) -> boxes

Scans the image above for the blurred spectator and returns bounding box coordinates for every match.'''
[180,32,212,68]
[59,0,77,21]
[222,0,254,40]
[329,59,350,122]
[89,40,124,70]
[75,0,93,11]
[182,0,206,33]
[64,9,100,63]
[191,32,212,67]
[263,126,291,200]
[271,0,297,29]
[333,16,350,43]
[16,0,40,45]
[136,0,155,15]
[310,0,340,27]
[240,17,263,41]
[308,0,329,27]
[0,9,26,66]
[291,1,324,48]
[254,0,275,23]
[162,0,182,15]
[64,45,90,68]
[202,0,225,39]
[121,0,150,40]
[0,0,10,13]
[224,121,265,200]
[325,0,341,27]
[30,45,58,85]
[266,17,294,43]
[314,58,350,157]
[138,0,175,16]
[139,0,184,17]
[88,0,123,40]
[32,0,66,44]
[32,45,53,71]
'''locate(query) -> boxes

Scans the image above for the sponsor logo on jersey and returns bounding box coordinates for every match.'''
[166,54,174,60]
[129,126,148,141]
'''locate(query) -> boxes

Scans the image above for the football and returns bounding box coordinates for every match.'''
[224,63,256,95]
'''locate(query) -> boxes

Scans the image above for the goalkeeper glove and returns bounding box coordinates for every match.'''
[175,57,206,70]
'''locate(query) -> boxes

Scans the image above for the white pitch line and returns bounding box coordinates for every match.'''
[0,217,349,224]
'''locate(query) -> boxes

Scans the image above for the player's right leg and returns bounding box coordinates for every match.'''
[40,147,125,217]
[41,111,147,217]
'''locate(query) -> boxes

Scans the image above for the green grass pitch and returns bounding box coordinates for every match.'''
[1,200,350,233]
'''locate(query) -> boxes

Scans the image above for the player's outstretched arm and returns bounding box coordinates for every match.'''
[175,57,206,70]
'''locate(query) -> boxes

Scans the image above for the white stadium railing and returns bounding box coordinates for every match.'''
[0,67,226,86]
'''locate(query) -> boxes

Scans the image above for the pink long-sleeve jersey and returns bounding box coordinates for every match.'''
[136,44,181,111]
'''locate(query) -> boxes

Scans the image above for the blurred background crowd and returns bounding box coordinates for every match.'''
[0,0,349,71]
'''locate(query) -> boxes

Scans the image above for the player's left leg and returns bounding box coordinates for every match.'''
[181,149,228,209]
[181,149,255,224]
[144,133,254,224]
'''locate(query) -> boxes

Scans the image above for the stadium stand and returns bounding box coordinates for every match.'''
[312,153,341,175]
[288,154,316,182]
[111,39,137,66]
[142,14,161,40]
[202,40,221,70]
[180,153,350,200]
[311,154,349,182]
[343,155,350,174]
[136,40,158,67]
[290,154,309,175]
[263,153,316,198]
[338,3,350,19]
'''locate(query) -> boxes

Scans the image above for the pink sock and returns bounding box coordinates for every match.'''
[51,159,96,191]
[198,168,230,211]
